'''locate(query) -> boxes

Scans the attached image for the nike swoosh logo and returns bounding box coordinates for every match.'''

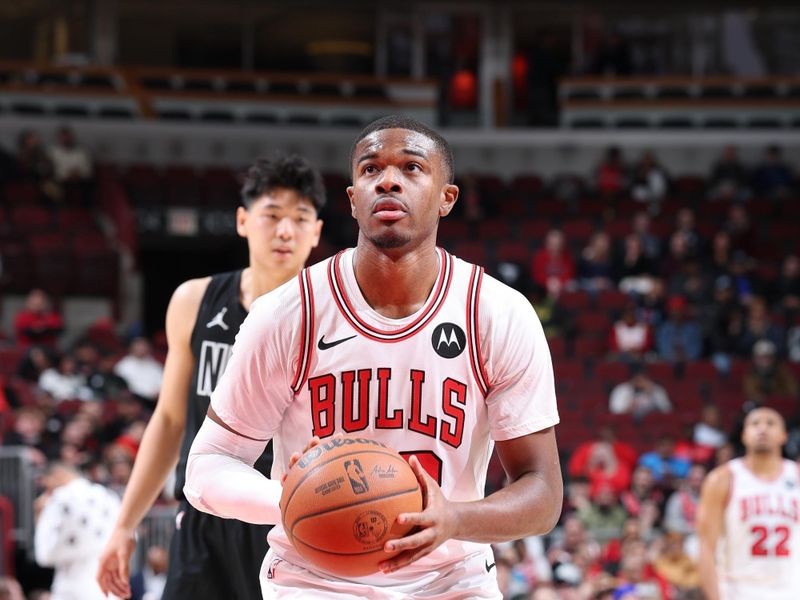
[485,560,496,572]
[317,334,357,350]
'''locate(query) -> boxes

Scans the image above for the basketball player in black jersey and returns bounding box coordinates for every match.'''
[97,154,325,599]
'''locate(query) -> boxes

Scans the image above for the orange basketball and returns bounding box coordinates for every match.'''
[280,436,423,577]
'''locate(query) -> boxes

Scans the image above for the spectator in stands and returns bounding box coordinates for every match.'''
[0,577,25,600]
[631,151,669,214]
[456,173,486,222]
[752,145,794,199]
[639,435,691,483]
[17,345,56,382]
[113,337,164,403]
[637,278,668,328]
[609,303,654,362]
[531,229,575,298]
[631,211,661,262]
[673,208,702,259]
[129,545,168,600]
[578,232,615,293]
[728,250,757,307]
[663,464,705,536]
[14,289,64,349]
[660,232,693,285]
[3,406,51,460]
[773,254,800,315]
[706,231,733,282]
[708,144,751,202]
[651,532,700,597]
[595,147,627,198]
[34,462,120,600]
[578,483,628,545]
[743,339,799,405]
[616,234,658,296]
[614,539,669,599]
[723,204,756,258]
[621,466,663,519]
[48,126,93,183]
[656,295,702,362]
[609,365,672,419]
[568,427,639,496]
[668,258,711,309]
[39,355,92,402]
[693,404,728,456]
[86,353,129,401]
[737,296,784,357]
[14,129,54,186]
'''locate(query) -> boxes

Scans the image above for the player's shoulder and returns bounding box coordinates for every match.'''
[171,276,213,310]
[472,267,535,319]
[703,461,734,495]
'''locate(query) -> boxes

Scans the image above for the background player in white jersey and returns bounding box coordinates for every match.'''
[697,407,800,600]
[184,115,563,598]
[96,154,325,599]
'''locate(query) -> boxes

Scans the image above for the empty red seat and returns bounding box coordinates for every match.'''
[477,220,513,240]
[453,242,489,266]
[645,361,676,382]
[510,174,543,195]
[554,360,584,382]
[575,311,612,335]
[558,290,592,311]
[684,360,720,382]
[12,207,52,234]
[438,220,469,242]
[4,181,41,205]
[57,208,96,232]
[593,361,631,384]
[0,347,24,376]
[495,241,530,263]
[562,219,595,243]
[597,289,630,312]
[519,221,550,242]
[573,337,606,359]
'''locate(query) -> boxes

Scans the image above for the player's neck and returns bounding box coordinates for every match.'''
[744,452,783,477]
[239,266,292,311]
[352,241,439,319]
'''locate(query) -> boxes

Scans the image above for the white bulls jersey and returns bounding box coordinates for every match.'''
[210,247,559,591]
[718,458,800,600]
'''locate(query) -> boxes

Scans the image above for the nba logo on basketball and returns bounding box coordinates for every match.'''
[344,459,369,494]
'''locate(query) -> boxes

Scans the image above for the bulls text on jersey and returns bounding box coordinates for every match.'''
[308,368,467,448]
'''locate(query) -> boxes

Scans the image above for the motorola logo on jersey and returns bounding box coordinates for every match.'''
[431,323,466,358]
[196,341,233,396]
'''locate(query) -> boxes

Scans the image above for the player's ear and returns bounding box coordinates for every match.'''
[312,218,323,248]
[346,186,356,218]
[235,205,249,238]
[439,184,459,217]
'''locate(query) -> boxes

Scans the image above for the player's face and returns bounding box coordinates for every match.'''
[237,188,322,278]
[742,409,787,453]
[347,128,457,251]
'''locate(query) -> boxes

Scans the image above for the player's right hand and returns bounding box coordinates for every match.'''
[96,526,136,598]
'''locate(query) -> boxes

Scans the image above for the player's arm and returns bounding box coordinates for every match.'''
[697,465,731,600]
[97,277,207,599]
[183,290,296,525]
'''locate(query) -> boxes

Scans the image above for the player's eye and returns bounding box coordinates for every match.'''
[363,165,377,174]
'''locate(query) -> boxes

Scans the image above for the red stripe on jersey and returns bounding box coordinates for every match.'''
[473,267,490,392]
[328,248,455,343]
[466,265,489,396]
[291,269,315,393]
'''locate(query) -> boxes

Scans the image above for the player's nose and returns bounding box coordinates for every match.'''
[375,166,402,195]
[275,216,295,239]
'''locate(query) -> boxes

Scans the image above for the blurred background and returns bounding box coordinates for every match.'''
[0,1,799,598]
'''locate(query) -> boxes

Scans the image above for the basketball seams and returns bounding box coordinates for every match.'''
[281,449,416,529]
[289,486,421,544]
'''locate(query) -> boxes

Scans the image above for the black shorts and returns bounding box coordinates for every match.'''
[162,501,271,600]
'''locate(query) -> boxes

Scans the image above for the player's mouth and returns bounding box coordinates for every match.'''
[272,247,293,258]
[372,197,407,222]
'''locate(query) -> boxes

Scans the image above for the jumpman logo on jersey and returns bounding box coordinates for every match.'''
[206,307,229,330]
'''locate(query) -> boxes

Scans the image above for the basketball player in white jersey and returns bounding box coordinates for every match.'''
[697,407,800,600]
[184,115,563,599]
[96,155,325,599]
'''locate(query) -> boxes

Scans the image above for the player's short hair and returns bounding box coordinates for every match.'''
[350,115,454,184]
[240,153,326,212]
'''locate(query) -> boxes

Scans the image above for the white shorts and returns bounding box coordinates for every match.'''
[259,548,502,599]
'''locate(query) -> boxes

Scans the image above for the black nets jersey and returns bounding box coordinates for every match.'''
[175,270,273,500]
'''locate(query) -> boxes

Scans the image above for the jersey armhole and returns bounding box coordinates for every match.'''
[187,276,216,355]
[466,265,489,397]
[723,463,734,509]
[290,268,315,393]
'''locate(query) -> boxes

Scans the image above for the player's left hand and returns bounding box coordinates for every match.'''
[379,454,458,574]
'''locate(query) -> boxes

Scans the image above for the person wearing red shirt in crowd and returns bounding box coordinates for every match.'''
[14,289,64,349]
[569,428,638,497]
[595,146,627,197]
[531,229,575,297]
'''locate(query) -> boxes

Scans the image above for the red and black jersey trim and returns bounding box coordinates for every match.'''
[466,264,489,396]
[328,247,454,343]
[291,268,315,393]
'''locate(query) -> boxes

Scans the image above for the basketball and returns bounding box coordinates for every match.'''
[280,437,423,577]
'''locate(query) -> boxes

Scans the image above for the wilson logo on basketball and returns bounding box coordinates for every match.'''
[353,510,389,548]
[345,459,370,494]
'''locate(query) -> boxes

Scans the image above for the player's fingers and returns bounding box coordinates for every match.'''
[396,511,434,528]
[380,544,434,573]
[384,527,436,553]
[304,436,321,452]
